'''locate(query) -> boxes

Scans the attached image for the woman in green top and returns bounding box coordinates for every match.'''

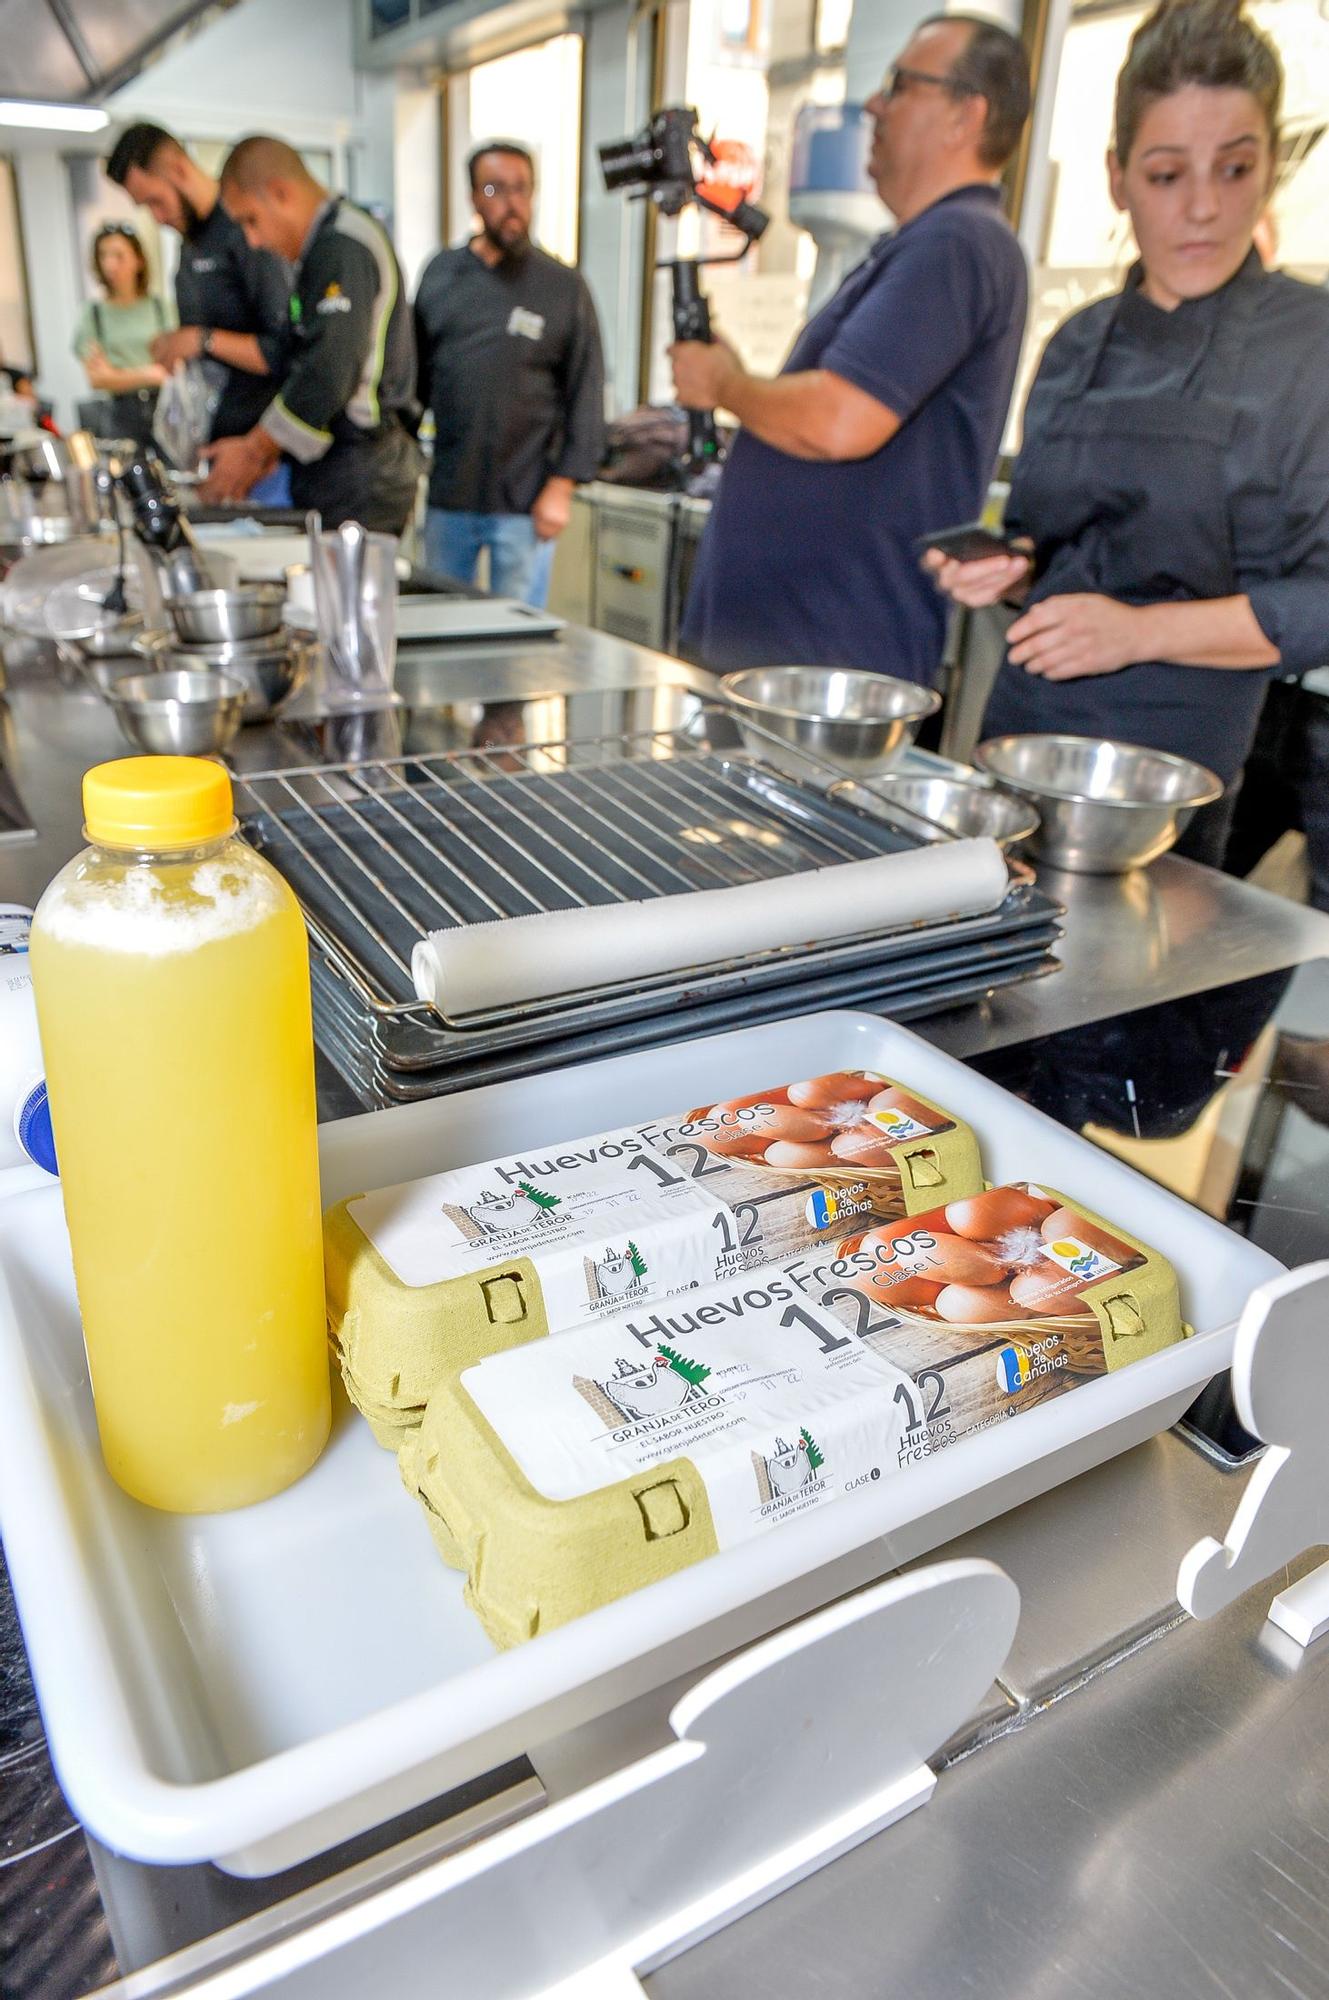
[73,222,175,447]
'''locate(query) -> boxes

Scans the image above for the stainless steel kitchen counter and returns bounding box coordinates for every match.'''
[4,608,1329,1998]
[4,623,1328,1050]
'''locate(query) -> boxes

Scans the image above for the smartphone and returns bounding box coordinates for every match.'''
[914,522,1026,563]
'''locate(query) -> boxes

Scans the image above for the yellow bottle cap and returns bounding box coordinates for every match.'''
[83,757,234,849]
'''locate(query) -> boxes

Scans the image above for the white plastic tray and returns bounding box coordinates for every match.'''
[0,1011,1282,1875]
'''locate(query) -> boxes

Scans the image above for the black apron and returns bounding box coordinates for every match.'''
[983,276,1270,794]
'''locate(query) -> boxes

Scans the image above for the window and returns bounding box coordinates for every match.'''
[444,34,584,266]
[644,0,857,401]
[0,159,34,373]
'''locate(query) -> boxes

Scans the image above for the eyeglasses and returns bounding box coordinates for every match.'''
[95,220,140,240]
[478,180,533,201]
[881,64,979,99]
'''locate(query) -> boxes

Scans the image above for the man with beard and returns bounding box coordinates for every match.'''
[412,142,605,605]
[105,124,290,494]
[200,137,421,536]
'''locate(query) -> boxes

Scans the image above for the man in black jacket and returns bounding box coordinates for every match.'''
[106,122,290,498]
[200,137,421,535]
[413,142,605,605]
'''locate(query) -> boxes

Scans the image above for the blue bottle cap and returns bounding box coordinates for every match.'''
[17,1082,58,1177]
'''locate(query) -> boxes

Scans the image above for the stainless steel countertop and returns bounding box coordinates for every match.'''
[4,605,1329,1997]
[4,623,1328,1056]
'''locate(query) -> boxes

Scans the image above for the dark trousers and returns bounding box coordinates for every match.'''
[1223,679,1329,912]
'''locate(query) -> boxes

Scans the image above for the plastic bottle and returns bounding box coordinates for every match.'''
[0,905,57,1178]
[29,758,330,1512]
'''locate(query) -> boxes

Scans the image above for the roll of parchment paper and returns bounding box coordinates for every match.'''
[411,836,1009,1019]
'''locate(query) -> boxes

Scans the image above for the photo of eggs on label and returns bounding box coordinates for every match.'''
[832,1184,1146,1332]
[681,1071,970,1196]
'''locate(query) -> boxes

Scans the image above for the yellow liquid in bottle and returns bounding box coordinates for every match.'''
[31,845,330,1512]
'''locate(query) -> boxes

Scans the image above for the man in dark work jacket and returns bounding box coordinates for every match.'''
[106,123,290,499]
[200,137,420,535]
[413,142,605,606]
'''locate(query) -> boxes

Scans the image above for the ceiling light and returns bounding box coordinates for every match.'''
[0,100,109,133]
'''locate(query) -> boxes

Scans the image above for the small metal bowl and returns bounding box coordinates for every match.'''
[973,733,1223,874]
[71,610,145,659]
[166,584,286,645]
[167,635,307,721]
[719,666,941,774]
[856,771,1041,849]
[106,669,246,757]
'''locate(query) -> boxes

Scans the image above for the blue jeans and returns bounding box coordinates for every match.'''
[425,508,554,607]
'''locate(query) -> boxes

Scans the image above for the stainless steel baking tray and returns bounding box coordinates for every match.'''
[309,936,1062,1105]
[235,705,1063,1058]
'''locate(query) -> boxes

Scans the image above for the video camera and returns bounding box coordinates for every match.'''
[599,107,769,470]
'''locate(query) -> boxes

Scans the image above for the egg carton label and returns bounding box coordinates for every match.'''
[348,1072,980,1326]
[461,1272,915,1549]
[865,1106,934,1143]
[350,1153,732,1335]
[459,1200,1184,1550]
[0,906,32,957]
[1040,1234,1121,1282]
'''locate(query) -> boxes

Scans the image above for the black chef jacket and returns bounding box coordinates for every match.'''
[263,197,421,534]
[413,243,605,515]
[173,201,289,442]
[983,252,1329,784]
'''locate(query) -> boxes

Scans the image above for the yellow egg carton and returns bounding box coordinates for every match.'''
[325,1070,983,1444]
[403,1193,1184,1648]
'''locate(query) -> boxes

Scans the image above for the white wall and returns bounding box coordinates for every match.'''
[11,0,401,426]
[13,149,86,429]
[109,0,394,195]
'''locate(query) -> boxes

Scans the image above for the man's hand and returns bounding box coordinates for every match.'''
[669,335,742,413]
[531,476,574,542]
[150,327,205,368]
[199,429,278,504]
[1006,594,1148,681]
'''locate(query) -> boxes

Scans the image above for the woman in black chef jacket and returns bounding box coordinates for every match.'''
[925,0,1329,864]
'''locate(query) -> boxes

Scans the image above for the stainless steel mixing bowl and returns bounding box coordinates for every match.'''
[719,666,941,773]
[166,584,286,645]
[167,634,307,721]
[106,669,246,756]
[71,610,145,659]
[973,734,1223,873]
[858,770,1041,849]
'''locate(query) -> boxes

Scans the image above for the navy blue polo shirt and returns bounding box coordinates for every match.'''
[681,184,1028,685]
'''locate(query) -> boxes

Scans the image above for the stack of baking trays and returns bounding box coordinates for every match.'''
[233,700,1064,1107]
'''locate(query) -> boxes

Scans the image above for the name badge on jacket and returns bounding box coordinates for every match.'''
[507,307,545,342]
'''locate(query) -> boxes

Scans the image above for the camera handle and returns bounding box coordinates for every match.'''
[657,194,767,472]
[667,259,719,468]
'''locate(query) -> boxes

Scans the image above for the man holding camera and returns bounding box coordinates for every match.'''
[672,14,1031,687]
[413,142,605,607]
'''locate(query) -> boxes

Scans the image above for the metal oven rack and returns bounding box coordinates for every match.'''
[233,704,1062,1101]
